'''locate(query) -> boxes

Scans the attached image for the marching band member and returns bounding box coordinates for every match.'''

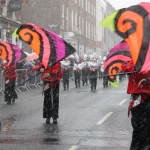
[81,58,89,85]
[32,62,63,124]
[61,58,71,90]
[1,61,18,104]
[89,58,99,91]
[73,58,82,88]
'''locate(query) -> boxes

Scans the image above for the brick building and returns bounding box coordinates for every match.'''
[21,0,96,56]
[0,0,22,43]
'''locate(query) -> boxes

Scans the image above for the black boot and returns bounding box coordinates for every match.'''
[12,98,15,103]
[7,99,11,104]
[53,118,57,124]
[46,118,50,124]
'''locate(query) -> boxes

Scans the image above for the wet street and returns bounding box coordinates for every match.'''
[0,78,132,150]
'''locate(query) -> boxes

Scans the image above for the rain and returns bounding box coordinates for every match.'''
[0,0,149,150]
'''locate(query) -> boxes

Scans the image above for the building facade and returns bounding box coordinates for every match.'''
[0,0,22,44]
[21,0,97,56]
[0,0,122,59]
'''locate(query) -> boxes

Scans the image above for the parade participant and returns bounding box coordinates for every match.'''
[73,59,82,88]
[81,58,89,85]
[1,62,18,104]
[101,64,108,88]
[98,61,103,80]
[31,61,63,124]
[61,58,70,90]
[122,60,150,150]
[89,58,98,91]
[87,55,94,84]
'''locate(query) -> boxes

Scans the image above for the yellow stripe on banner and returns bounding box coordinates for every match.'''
[109,81,119,88]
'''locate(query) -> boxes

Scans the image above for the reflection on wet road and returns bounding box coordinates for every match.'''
[0,80,132,149]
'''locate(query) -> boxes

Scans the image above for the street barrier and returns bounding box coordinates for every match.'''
[0,70,4,95]
[16,69,42,92]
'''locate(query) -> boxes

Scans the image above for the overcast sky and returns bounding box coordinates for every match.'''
[107,0,150,9]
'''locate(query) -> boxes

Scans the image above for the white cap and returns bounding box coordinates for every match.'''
[103,56,106,61]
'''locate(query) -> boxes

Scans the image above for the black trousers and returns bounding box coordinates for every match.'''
[130,96,150,150]
[74,75,80,87]
[43,84,59,119]
[82,76,88,85]
[91,78,97,90]
[103,76,108,87]
[63,79,69,89]
[4,80,18,102]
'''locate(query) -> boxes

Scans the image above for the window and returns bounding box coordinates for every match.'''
[86,21,87,38]
[82,18,84,33]
[91,4,93,16]
[75,12,77,26]
[71,10,74,31]
[79,16,80,28]
[88,1,90,14]
[88,22,90,39]
[66,7,69,31]
[82,0,84,8]
[79,0,80,6]
[91,24,93,40]
[66,7,68,20]
[85,0,87,12]
[94,6,95,17]
[62,4,64,18]
[62,18,64,29]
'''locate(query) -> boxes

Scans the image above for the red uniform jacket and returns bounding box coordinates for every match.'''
[121,60,150,116]
[3,64,17,82]
[35,62,63,88]
[122,60,150,102]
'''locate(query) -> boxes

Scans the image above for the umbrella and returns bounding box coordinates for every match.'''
[26,52,39,62]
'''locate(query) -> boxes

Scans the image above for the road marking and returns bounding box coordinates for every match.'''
[118,99,127,105]
[31,95,41,99]
[0,105,5,108]
[69,145,79,150]
[60,86,74,91]
[97,112,113,125]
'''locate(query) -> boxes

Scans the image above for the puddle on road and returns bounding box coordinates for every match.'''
[0,116,61,145]
[0,137,60,144]
[1,115,16,132]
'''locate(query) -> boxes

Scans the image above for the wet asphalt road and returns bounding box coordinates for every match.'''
[0,78,132,150]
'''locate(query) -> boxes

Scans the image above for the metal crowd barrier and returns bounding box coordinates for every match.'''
[0,70,4,95]
[16,69,42,92]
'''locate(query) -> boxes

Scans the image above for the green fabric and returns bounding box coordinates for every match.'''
[99,10,119,31]
[12,28,19,38]
[109,80,119,88]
